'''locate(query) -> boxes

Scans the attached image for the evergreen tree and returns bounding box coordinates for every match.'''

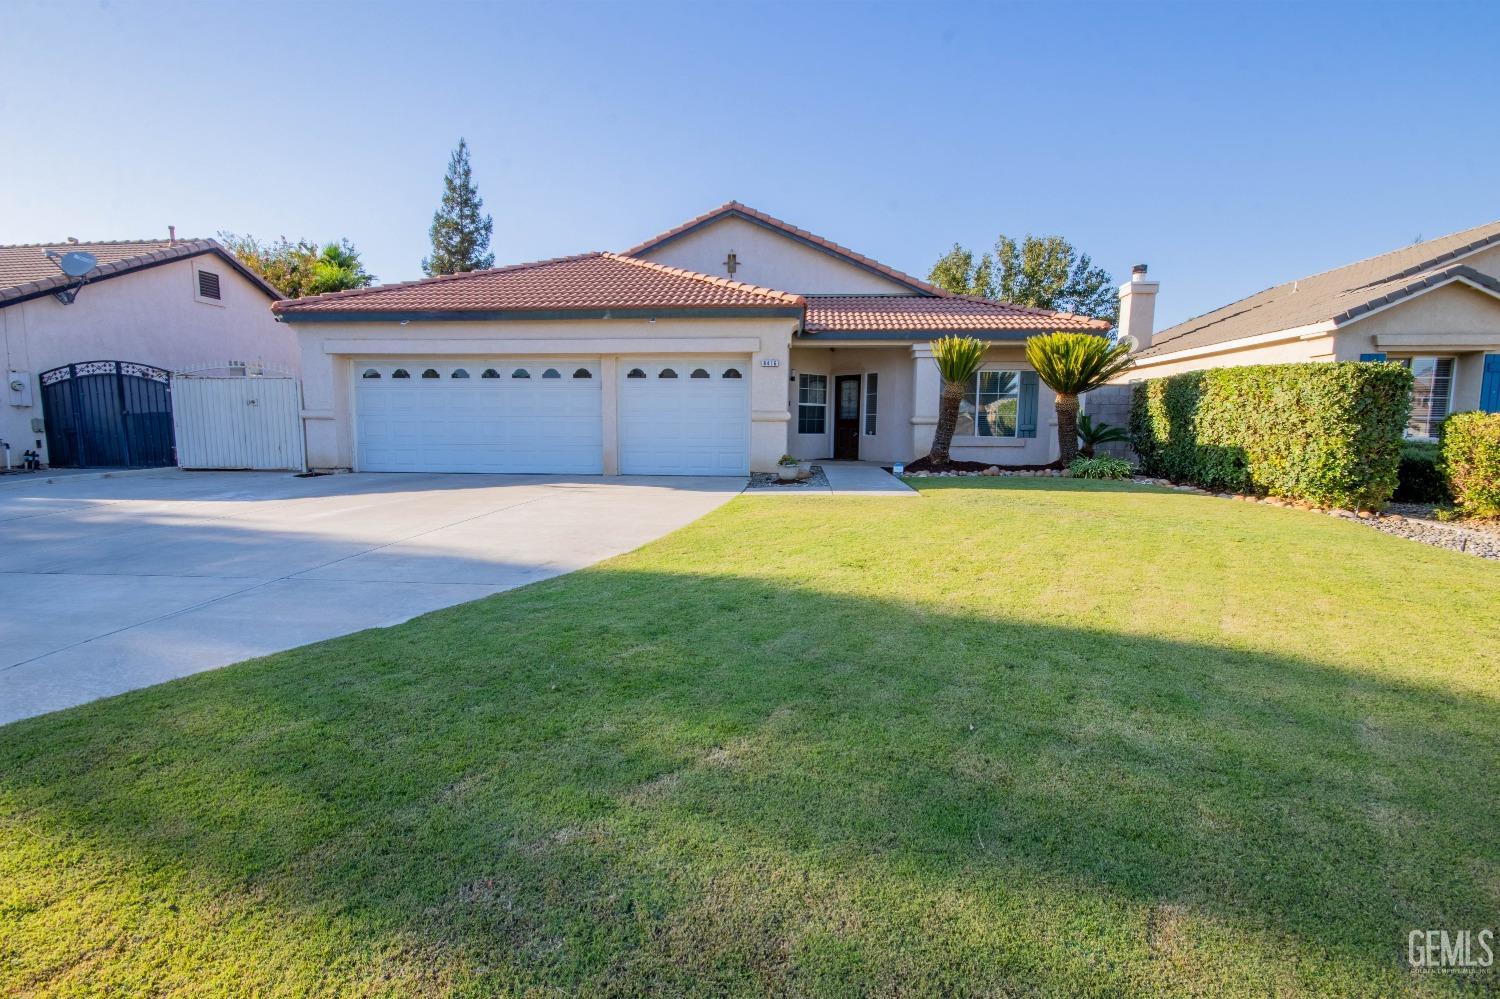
[422,138,494,276]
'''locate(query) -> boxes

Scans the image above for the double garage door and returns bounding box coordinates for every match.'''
[355,358,748,476]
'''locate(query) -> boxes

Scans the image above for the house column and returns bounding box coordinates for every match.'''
[600,355,619,475]
[909,342,938,460]
[748,326,795,472]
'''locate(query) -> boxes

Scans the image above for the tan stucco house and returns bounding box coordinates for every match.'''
[0,236,293,467]
[277,202,1106,475]
[1114,221,1500,438]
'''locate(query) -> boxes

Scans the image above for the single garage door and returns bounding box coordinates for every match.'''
[355,360,602,473]
[619,359,749,475]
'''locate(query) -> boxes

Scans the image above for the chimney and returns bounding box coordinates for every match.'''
[1118,263,1159,352]
[168,225,177,245]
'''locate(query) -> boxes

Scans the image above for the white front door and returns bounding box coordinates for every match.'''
[355,360,602,473]
[618,359,750,475]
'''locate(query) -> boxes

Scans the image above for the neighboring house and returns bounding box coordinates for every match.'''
[1114,221,1500,438]
[0,236,294,467]
[278,201,1106,475]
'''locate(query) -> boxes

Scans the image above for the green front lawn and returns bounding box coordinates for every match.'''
[3,480,1497,996]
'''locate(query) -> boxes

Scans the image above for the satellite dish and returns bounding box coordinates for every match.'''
[58,251,97,278]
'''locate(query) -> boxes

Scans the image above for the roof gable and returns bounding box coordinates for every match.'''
[272,251,804,319]
[0,238,283,307]
[1141,218,1500,357]
[624,202,943,296]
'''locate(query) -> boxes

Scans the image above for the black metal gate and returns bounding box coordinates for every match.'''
[39,361,175,468]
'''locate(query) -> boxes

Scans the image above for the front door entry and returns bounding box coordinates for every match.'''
[833,375,861,459]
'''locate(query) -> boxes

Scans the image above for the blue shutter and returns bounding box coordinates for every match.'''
[1482,353,1500,413]
[1017,370,1039,438]
[1359,352,1387,362]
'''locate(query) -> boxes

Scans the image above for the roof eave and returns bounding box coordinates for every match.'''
[0,242,282,309]
[275,305,806,323]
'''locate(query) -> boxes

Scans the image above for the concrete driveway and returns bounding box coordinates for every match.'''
[0,470,742,724]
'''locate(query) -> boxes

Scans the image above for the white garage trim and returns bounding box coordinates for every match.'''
[354,358,603,473]
[325,336,762,355]
[618,358,750,475]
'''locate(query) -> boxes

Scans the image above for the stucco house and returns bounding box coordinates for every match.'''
[1114,221,1500,438]
[0,236,294,467]
[277,202,1107,475]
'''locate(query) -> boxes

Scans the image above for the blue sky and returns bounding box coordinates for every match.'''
[3,0,1497,327]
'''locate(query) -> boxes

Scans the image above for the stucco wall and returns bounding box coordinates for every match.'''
[292,315,797,472]
[635,216,913,295]
[786,345,914,463]
[1121,335,1336,382]
[790,343,1060,466]
[1,255,292,463]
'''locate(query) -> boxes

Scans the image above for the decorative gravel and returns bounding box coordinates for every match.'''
[747,465,828,490]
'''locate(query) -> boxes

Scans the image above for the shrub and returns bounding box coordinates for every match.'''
[1130,362,1412,509]
[1393,440,1449,504]
[1068,455,1133,479]
[1441,411,1500,517]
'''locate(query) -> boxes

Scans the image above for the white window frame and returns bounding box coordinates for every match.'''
[864,372,878,436]
[956,368,1022,439]
[1399,356,1455,439]
[193,266,225,307]
[797,373,827,435]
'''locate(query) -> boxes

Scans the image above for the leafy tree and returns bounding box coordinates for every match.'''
[929,234,1117,325]
[928,244,995,298]
[218,233,375,298]
[995,235,1117,325]
[423,138,494,276]
[1025,332,1134,466]
[927,335,988,467]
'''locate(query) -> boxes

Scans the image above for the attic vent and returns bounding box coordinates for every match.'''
[197,270,222,300]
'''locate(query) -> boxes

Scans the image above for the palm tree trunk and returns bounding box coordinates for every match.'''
[929,380,966,466]
[1055,393,1080,466]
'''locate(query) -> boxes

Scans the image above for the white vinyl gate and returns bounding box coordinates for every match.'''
[171,374,306,470]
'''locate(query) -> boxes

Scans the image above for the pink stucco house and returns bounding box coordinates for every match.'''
[0,236,295,467]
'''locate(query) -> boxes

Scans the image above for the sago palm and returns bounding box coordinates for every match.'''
[927,335,987,467]
[1025,332,1133,465]
[1076,413,1129,458]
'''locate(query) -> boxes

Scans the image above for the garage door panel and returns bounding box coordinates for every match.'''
[356,360,602,473]
[618,360,749,476]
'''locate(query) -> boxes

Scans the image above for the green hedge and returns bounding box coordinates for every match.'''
[1394,440,1450,504]
[1130,362,1412,509]
[1441,412,1500,517]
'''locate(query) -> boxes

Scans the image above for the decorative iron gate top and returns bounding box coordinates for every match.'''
[40,360,171,386]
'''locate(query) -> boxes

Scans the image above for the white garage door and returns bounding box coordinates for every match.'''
[619,359,749,475]
[355,360,602,473]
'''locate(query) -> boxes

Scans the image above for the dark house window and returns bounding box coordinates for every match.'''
[197,270,222,300]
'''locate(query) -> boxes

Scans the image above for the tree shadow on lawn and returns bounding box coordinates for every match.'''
[1,568,1496,995]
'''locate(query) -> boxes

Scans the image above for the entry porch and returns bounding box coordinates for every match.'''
[786,342,1062,466]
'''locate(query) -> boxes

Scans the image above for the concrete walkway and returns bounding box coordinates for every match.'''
[820,461,918,496]
[0,469,742,724]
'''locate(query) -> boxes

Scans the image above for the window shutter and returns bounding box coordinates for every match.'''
[1017,370,1039,438]
[1359,352,1386,362]
[1482,353,1500,414]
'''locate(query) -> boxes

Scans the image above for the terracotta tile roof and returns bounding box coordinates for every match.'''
[804,294,1109,336]
[0,238,282,306]
[1140,218,1500,357]
[273,252,804,316]
[622,201,948,296]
